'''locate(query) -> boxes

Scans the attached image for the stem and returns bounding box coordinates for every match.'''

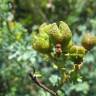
[29,72,58,96]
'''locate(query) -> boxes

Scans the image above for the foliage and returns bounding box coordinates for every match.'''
[0,0,96,96]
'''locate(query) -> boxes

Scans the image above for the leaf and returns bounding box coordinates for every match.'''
[49,75,60,86]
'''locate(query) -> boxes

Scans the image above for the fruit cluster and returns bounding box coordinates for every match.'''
[32,21,96,83]
[33,22,96,68]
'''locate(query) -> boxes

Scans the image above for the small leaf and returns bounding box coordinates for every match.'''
[49,75,60,86]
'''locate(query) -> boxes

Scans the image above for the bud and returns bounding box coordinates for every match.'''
[81,33,96,50]
[69,45,86,63]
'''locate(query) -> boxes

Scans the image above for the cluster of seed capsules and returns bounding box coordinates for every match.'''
[32,21,96,68]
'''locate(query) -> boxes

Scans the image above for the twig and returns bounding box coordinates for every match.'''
[29,72,58,96]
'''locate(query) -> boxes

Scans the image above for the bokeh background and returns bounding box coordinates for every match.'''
[0,0,96,96]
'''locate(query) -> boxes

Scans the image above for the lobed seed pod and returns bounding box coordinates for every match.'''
[69,45,86,64]
[32,32,51,54]
[48,23,62,44]
[59,21,72,47]
[81,33,96,50]
[39,23,52,34]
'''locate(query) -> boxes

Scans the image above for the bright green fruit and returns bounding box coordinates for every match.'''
[69,45,86,63]
[81,33,96,50]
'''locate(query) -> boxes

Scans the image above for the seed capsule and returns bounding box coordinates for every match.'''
[69,45,86,64]
[81,33,96,50]
[32,33,51,54]
[59,21,72,47]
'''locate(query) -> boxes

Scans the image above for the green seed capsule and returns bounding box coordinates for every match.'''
[39,23,52,34]
[32,33,51,54]
[81,33,96,50]
[59,21,72,47]
[49,23,62,44]
[69,45,86,63]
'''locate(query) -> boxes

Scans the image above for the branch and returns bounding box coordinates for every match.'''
[29,72,58,96]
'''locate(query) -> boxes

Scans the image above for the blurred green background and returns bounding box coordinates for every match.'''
[0,0,96,96]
